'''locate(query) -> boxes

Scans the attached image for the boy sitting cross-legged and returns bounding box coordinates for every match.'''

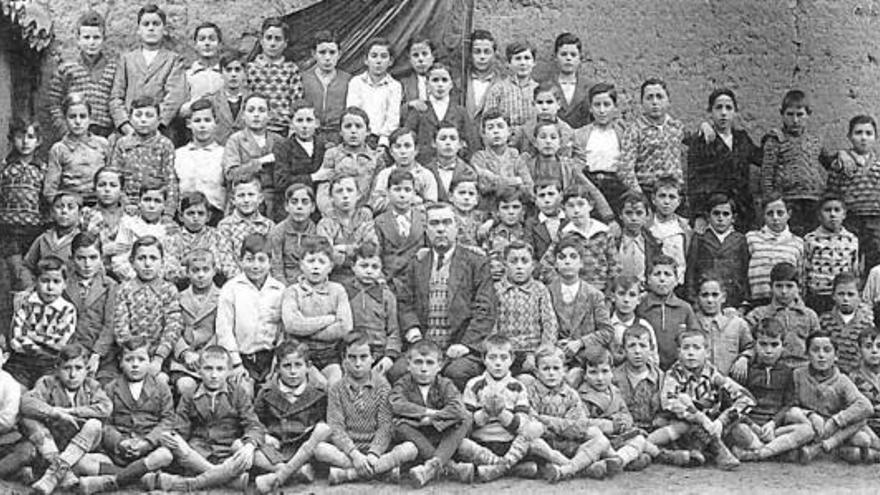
[77,337,175,494]
[390,339,474,487]
[148,345,263,492]
[851,327,880,450]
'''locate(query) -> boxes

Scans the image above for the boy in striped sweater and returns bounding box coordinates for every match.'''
[746,193,805,306]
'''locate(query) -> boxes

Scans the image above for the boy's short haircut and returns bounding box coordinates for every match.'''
[780,89,811,115]
[483,333,513,353]
[8,116,40,141]
[138,181,167,199]
[619,189,650,212]
[533,118,560,138]
[301,236,335,260]
[698,271,727,293]
[230,171,262,191]
[622,323,654,348]
[179,191,209,213]
[707,88,738,112]
[243,92,269,109]
[57,343,89,365]
[201,344,231,364]
[504,40,535,62]
[76,10,106,34]
[187,98,214,117]
[649,254,678,273]
[72,231,102,255]
[496,186,526,206]
[562,183,594,206]
[408,339,443,360]
[275,339,311,363]
[62,92,92,116]
[677,328,709,347]
[805,330,835,352]
[449,173,478,194]
[329,170,360,193]
[52,190,83,207]
[609,274,640,294]
[240,233,270,259]
[388,169,415,188]
[858,326,880,347]
[469,29,496,50]
[184,248,215,270]
[119,335,150,354]
[137,4,166,25]
[389,126,417,147]
[849,115,877,135]
[533,81,562,101]
[92,165,125,189]
[131,235,164,259]
[502,240,533,260]
[705,192,736,214]
[284,182,315,202]
[427,61,453,77]
[312,29,338,49]
[364,37,394,59]
[290,99,316,116]
[769,262,799,284]
[761,191,787,212]
[342,331,372,355]
[130,95,160,115]
[819,192,846,209]
[434,121,460,139]
[341,106,370,129]
[756,317,785,341]
[553,234,584,258]
[534,345,566,367]
[588,82,618,105]
[653,175,681,194]
[832,272,859,292]
[35,256,67,279]
[553,32,581,53]
[480,108,509,129]
[407,34,436,53]
[353,240,382,262]
[219,49,246,70]
[260,17,289,41]
[192,21,222,42]
[534,177,562,194]
[640,77,668,100]
[582,346,613,368]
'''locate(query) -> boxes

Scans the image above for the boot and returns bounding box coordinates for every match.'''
[799,443,822,464]
[476,436,530,483]
[509,461,538,479]
[528,439,569,465]
[656,449,690,466]
[442,461,474,483]
[254,438,319,494]
[864,448,880,464]
[583,460,607,479]
[624,453,651,471]
[77,475,118,495]
[30,458,71,495]
[730,446,761,462]
[710,438,740,470]
[372,442,418,474]
[689,449,706,466]
[409,458,441,488]
[457,439,502,465]
[328,467,359,485]
[838,446,863,464]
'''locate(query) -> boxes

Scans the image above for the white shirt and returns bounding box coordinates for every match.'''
[584,126,620,173]
[711,227,733,244]
[129,380,144,401]
[560,279,580,304]
[175,142,226,210]
[297,138,314,157]
[432,246,456,272]
[538,211,564,242]
[841,312,856,325]
[558,79,576,104]
[429,96,450,123]
[471,78,491,111]
[142,48,158,67]
[417,75,428,101]
[419,384,431,404]
[216,274,286,362]
[346,72,403,146]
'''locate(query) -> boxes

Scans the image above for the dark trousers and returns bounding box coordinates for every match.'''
[241,350,274,387]
[395,417,472,464]
[846,214,880,272]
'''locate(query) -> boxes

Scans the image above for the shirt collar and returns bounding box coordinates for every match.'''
[560,219,609,239]
[497,277,536,294]
[277,378,307,397]
[538,211,564,223]
[358,72,393,87]
[297,277,331,295]
[235,273,283,292]
[760,226,792,239]
[343,373,378,392]
[638,113,671,128]
[184,141,221,151]
[61,133,100,149]
[27,292,69,310]
[624,362,661,385]
[193,380,228,399]
[190,60,220,73]
[433,246,456,267]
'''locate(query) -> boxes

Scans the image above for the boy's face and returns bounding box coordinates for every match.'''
[850,123,876,155]
[285,189,314,222]
[697,280,725,315]
[181,203,208,232]
[65,103,90,136]
[221,60,245,90]
[139,190,164,221]
[120,346,150,382]
[641,84,669,120]
[563,196,592,225]
[330,177,359,213]
[764,199,790,233]
[194,27,220,59]
[77,25,104,57]
[756,334,784,366]
[504,247,533,284]
[481,117,510,148]
[860,337,880,368]
[187,108,216,143]
[426,206,458,250]
[535,126,561,156]
[291,108,318,140]
[471,39,495,72]
[12,127,39,156]
[782,105,809,134]
[434,128,461,158]
[232,182,262,216]
[352,255,382,285]
[130,106,160,136]
[300,252,333,284]
[508,49,535,79]
[535,354,565,389]
[647,264,676,297]
[771,280,799,306]
[534,91,561,120]
[58,357,88,391]
[340,114,368,148]
[314,42,340,72]
[612,284,640,315]
[409,42,435,75]
[555,246,583,279]
[277,352,308,389]
[137,13,165,46]
[590,92,616,126]
[679,335,708,370]
[390,133,417,166]
[652,186,680,218]
[808,337,835,372]
[708,202,734,233]
[366,45,393,77]
[344,343,374,380]
[261,27,287,59]
[187,258,216,290]
[73,245,102,279]
[53,196,80,228]
[584,362,613,391]
[388,181,415,211]
[555,43,580,74]
[450,181,478,212]
[620,201,648,234]
[241,251,271,284]
[484,344,513,379]
[534,184,561,214]
[497,199,523,226]
[711,95,736,132]
[427,68,453,99]
[832,281,860,315]
[95,172,122,206]
[200,355,230,390]
[36,269,65,303]
[132,245,162,281]
[408,350,443,385]
[818,200,845,232]
[624,334,652,369]
[243,97,269,131]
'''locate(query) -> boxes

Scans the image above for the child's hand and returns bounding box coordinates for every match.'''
[372,357,393,376]
[87,353,101,375]
[729,356,749,383]
[522,354,536,373]
[159,432,184,451]
[52,408,80,429]
[264,434,281,449]
[561,339,583,356]
[230,443,255,471]
[698,121,715,143]
[404,327,423,344]
[408,99,428,112]
[147,357,163,376]
[259,153,276,165]
[351,450,373,476]
[183,351,200,371]
[705,419,724,438]
[758,421,776,442]
[483,394,505,418]
[120,123,135,136]
[446,344,470,359]
[823,417,839,439]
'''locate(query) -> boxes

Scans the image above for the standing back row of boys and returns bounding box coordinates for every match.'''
[4,2,880,493]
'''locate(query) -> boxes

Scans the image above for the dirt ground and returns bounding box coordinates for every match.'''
[1,460,879,495]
